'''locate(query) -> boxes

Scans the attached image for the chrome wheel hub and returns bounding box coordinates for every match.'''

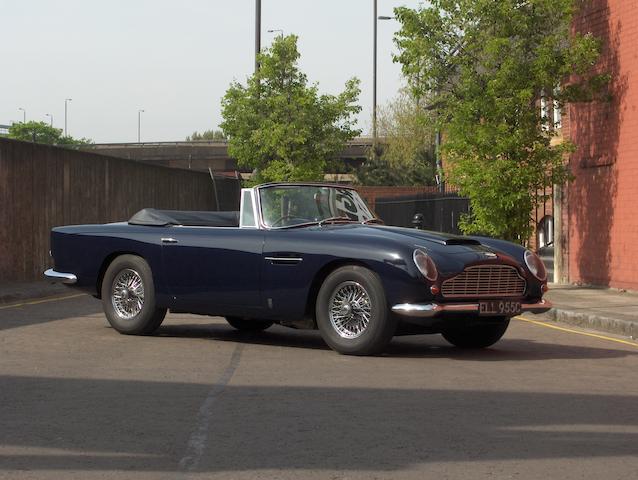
[111,268,145,319]
[329,281,372,339]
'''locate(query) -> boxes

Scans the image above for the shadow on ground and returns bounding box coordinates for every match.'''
[155,322,636,361]
[0,375,636,473]
[0,295,102,331]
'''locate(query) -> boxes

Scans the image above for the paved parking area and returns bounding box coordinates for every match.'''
[1,294,637,479]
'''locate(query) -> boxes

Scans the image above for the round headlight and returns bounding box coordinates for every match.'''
[524,250,547,281]
[413,249,438,282]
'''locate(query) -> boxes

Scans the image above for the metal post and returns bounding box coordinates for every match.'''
[64,98,72,136]
[255,0,261,73]
[372,0,378,157]
[435,129,444,192]
[18,108,25,123]
[138,109,144,143]
[45,113,53,127]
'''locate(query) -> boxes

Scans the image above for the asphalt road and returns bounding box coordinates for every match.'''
[1,294,637,479]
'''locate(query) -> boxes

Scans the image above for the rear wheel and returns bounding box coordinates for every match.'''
[442,318,510,349]
[101,255,167,335]
[225,317,273,332]
[316,265,396,355]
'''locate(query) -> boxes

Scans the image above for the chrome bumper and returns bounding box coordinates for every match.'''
[391,299,552,318]
[44,268,77,285]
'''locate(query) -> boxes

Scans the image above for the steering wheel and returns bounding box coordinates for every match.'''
[270,215,311,227]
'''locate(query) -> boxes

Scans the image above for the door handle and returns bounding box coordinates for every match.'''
[161,237,178,244]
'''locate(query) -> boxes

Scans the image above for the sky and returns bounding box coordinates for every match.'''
[1,0,424,143]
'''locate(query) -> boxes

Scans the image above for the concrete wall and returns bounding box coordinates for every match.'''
[565,0,637,290]
[0,138,219,283]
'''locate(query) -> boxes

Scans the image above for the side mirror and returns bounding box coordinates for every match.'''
[412,213,424,230]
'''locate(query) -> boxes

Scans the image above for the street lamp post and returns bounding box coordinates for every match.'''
[267,29,284,38]
[138,109,145,143]
[64,98,72,136]
[255,0,261,73]
[373,1,394,157]
[45,113,53,127]
[18,107,26,123]
[373,0,378,152]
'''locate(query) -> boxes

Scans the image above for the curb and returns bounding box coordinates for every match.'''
[531,308,637,340]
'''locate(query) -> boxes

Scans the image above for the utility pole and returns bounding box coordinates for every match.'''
[255,0,261,74]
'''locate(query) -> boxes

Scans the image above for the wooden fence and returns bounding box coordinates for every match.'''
[0,138,227,283]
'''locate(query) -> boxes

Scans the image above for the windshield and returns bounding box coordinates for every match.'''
[258,185,376,228]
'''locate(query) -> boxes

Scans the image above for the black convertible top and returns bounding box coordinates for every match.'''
[128,208,240,227]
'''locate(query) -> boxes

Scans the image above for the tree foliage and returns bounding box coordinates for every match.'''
[357,89,437,186]
[221,35,361,183]
[394,0,608,242]
[185,129,226,141]
[8,121,92,146]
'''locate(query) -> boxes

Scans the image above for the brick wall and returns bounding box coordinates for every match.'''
[564,0,638,290]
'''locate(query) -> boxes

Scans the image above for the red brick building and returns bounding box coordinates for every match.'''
[556,0,637,290]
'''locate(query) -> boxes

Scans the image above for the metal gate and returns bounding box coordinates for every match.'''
[375,192,470,234]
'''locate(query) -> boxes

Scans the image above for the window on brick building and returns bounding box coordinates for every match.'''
[540,91,550,132]
[539,88,562,131]
[553,87,562,130]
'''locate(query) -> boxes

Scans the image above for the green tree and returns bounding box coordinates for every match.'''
[394,0,608,242]
[185,129,226,141]
[221,35,361,183]
[359,89,437,186]
[8,121,92,146]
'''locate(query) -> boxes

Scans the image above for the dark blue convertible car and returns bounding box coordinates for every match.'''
[45,182,551,355]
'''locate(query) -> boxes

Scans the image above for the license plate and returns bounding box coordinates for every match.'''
[479,300,521,316]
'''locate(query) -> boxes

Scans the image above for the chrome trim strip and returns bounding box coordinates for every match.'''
[391,299,553,318]
[161,237,178,243]
[44,268,77,284]
[264,256,303,263]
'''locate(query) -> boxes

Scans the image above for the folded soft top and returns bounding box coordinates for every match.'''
[129,208,240,227]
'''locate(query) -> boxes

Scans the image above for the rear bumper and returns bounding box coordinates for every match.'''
[44,268,77,285]
[391,299,552,318]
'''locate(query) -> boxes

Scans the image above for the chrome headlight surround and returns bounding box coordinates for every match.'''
[413,249,438,282]
[524,250,547,281]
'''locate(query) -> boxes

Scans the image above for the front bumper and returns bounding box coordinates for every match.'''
[391,299,552,318]
[44,268,77,284]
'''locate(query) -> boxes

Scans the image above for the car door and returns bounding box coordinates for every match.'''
[161,226,264,314]
[261,228,325,321]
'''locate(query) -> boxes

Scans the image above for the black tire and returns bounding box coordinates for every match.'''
[101,254,167,335]
[316,265,396,355]
[225,317,273,332]
[442,318,510,349]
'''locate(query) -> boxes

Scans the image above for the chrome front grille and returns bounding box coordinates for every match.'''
[441,265,526,298]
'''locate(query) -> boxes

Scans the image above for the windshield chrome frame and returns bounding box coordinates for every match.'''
[254,183,375,230]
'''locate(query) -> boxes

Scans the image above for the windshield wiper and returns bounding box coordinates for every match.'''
[362,218,384,225]
[318,216,355,226]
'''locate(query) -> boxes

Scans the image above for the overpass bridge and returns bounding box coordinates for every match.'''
[83,137,376,177]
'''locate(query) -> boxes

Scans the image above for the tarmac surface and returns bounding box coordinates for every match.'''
[1,293,637,479]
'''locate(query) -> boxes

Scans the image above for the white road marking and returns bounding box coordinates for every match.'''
[178,343,244,472]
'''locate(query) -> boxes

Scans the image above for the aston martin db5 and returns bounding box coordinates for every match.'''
[45,183,551,355]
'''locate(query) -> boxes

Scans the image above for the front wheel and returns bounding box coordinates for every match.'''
[316,265,396,355]
[101,255,167,335]
[442,318,510,349]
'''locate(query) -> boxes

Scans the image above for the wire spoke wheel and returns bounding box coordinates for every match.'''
[329,281,372,339]
[111,268,145,320]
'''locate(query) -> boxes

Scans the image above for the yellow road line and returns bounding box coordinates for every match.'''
[0,293,87,310]
[515,316,638,348]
